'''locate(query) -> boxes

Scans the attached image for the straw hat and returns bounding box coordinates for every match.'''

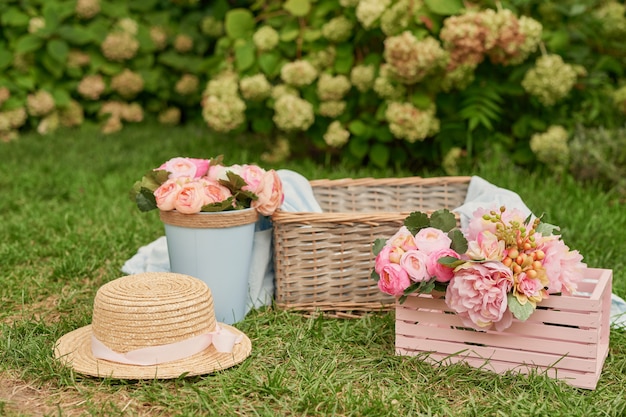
[54,272,252,379]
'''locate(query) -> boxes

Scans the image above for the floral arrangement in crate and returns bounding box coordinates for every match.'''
[372,207,587,331]
[131,156,284,216]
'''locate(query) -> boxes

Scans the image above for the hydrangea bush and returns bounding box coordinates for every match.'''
[0,0,624,176]
[198,0,626,170]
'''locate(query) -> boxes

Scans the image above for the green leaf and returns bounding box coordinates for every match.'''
[448,229,468,254]
[507,294,535,321]
[57,25,94,45]
[404,211,430,234]
[252,116,273,134]
[0,45,11,70]
[371,269,380,282]
[100,1,129,17]
[15,35,44,54]
[47,39,69,64]
[225,9,255,40]
[372,238,386,256]
[536,222,560,236]
[348,119,367,136]
[369,143,389,168]
[42,53,64,79]
[136,188,157,212]
[429,209,456,232]
[51,89,71,107]
[437,256,464,268]
[348,137,369,159]
[424,0,463,15]
[258,52,281,77]
[234,41,255,72]
[410,91,433,110]
[284,0,311,17]
[398,278,437,303]
[1,7,29,27]
[280,22,300,42]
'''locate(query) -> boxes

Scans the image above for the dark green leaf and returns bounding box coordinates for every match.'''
[404,211,430,234]
[429,208,456,232]
[348,138,369,159]
[437,256,464,268]
[47,39,69,64]
[448,228,468,254]
[15,35,44,54]
[371,269,380,282]
[57,25,94,45]
[136,188,157,212]
[372,238,386,256]
[0,45,11,70]
[369,143,390,168]
[1,7,29,27]
[507,294,535,321]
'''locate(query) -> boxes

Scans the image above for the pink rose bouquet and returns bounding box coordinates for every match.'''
[372,207,587,332]
[131,156,284,216]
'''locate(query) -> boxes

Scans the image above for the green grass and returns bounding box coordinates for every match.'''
[1,122,626,416]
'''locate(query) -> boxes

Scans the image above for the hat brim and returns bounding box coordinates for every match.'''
[54,324,252,379]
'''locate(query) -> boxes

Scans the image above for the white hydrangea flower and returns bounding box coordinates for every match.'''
[317,73,351,101]
[240,74,272,101]
[280,60,318,87]
[323,121,350,148]
[522,54,578,106]
[319,100,346,118]
[530,125,570,169]
[253,26,280,52]
[385,101,439,143]
[273,95,314,131]
[356,0,391,29]
[350,65,376,92]
[202,95,246,132]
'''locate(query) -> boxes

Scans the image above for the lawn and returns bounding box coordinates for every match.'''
[1,122,626,416]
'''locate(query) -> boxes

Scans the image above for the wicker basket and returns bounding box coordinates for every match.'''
[272,176,472,316]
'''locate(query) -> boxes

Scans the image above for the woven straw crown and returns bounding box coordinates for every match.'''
[54,272,251,379]
[91,273,216,352]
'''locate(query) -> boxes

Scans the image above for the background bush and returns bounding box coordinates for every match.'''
[0,0,624,179]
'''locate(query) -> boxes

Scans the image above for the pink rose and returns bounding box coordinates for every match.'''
[251,169,284,216]
[539,236,586,294]
[445,261,514,331]
[515,271,544,300]
[154,178,182,211]
[387,226,418,251]
[414,227,452,254]
[375,246,393,275]
[206,164,242,182]
[377,263,411,296]
[201,179,232,205]
[158,157,209,179]
[400,250,430,282]
[174,180,205,214]
[466,230,505,261]
[426,248,460,283]
[188,158,210,177]
[240,164,266,192]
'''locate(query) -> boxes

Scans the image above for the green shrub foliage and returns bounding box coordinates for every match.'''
[0,0,625,173]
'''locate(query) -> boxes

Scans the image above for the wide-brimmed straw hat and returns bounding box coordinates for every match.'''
[54,272,252,379]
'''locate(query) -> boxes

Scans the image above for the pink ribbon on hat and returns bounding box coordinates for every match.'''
[91,325,242,366]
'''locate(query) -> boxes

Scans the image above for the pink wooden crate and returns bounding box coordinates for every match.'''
[395,268,612,390]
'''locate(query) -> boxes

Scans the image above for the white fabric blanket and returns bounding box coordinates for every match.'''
[122,174,626,327]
